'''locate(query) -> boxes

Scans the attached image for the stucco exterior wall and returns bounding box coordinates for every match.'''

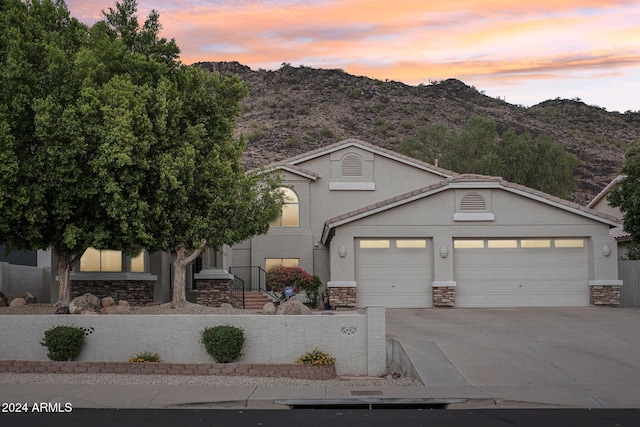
[0,308,386,376]
[329,187,619,286]
[243,145,449,278]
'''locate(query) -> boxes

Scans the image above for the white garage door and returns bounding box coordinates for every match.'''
[355,238,433,308]
[454,238,588,308]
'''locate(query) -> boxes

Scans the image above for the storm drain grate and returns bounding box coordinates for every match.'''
[277,397,465,410]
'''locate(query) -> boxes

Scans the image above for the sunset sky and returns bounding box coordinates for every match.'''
[65,0,639,112]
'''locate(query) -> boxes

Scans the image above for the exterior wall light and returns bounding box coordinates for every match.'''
[338,245,348,257]
[439,245,449,258]
[602,244,611,257]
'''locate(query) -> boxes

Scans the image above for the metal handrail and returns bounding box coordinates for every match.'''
[228,266,267,292]
[229,275,245,308]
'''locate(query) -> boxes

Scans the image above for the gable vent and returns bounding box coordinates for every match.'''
[342,154,363,177]
[460,192,487,211]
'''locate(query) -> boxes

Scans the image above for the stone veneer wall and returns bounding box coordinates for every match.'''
[432,286,455,308]
[590,285,621,307]
[71,281,154,306]
[329,287,356,309]
[193,279,232,307]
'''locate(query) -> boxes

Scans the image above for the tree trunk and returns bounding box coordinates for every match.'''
[171,241,206,307]
[55,248,73,307]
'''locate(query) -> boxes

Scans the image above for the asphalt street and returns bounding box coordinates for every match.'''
[2,408,640,427]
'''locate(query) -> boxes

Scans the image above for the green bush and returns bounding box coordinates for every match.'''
[201,325,245,363]
[129,351,162,363]
[306,275,322,308]
[40,325,87,361]
[296,348,335,365]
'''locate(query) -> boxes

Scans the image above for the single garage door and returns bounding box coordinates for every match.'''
[355,238,433,308]
[454,238,588,308]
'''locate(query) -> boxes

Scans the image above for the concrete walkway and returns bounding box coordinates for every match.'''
[386,307,640,408]
[2,307,639,410]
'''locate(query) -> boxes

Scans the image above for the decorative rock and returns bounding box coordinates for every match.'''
[19,292,37,305]
[69,293,101,314]
[219,303,234,310]
[9,298,26,307]
[101,297,115,308]
[118,300,130,306]
[55,306,70,315]
[0,292,8,307]
[99,305,131,314]
[276,298,312,315]
[262,302,277,315]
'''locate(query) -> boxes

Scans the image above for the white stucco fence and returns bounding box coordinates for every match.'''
[0,307,386,376]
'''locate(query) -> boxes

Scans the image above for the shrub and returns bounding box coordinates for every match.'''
[266,265,315,299]
[129,351,162,363]
[40,325,88,361]
[201,325,245,363]
[306,275,322,308]
[296,348,335,365]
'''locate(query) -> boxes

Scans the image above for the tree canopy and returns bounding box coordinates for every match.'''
[0,0,283,306]
[608,146,640,242]
[396,116,580,198]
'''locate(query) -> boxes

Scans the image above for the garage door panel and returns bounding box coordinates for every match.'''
[455,239,588,308]
[355,239,433,308]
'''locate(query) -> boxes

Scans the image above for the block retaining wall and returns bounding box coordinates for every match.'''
[0,308,386,376]
[0,360,336,380]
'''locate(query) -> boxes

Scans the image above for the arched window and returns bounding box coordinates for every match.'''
[270,187,299,227]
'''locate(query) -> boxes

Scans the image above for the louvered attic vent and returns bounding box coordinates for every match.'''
[342,154,363,177]
[460,192,487,211]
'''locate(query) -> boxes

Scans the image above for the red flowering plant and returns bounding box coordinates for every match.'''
[266,266,315,301]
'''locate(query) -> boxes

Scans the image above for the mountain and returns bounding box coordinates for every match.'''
[196,61,640,204]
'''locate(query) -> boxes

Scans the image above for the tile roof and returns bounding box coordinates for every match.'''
[321,175,622,243]
[257,138,459,178]
[586,175,625,209]
[610,226,632,241]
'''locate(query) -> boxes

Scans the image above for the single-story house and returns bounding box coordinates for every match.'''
[52,139,622,308]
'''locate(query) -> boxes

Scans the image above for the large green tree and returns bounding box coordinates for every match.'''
[608,146,640,241]
[0,0,283,306]
[397,116,579,198]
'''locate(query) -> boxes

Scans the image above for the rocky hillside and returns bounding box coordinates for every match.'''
[196,61,640,204]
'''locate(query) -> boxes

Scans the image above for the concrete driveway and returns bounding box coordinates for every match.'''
[386,307,640,408]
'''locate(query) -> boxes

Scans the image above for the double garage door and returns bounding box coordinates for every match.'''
[354,237,589,308]
[454,238,589,308]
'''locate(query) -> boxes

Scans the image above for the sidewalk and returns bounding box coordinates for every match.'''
[0,382,472,410]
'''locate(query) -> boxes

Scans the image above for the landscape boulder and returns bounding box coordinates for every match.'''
[69,293,101,314]
[101,297,115,308]
[262,302,277,315]
[18,292,37,304]
[276,298,312,315]
[9,297,26,307]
